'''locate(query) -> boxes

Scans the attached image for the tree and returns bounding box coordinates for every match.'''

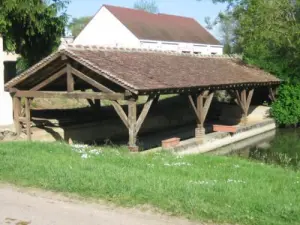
[68,16,92,38]
[200,0,300,82]
[0,0,69,68]
[134,0,159,13]
[205,13,237,54]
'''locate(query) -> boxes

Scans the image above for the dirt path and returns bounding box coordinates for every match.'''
[0,184,202,225]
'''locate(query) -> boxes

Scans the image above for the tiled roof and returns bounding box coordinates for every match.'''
[104,5,221,45]
[6,45,281,93]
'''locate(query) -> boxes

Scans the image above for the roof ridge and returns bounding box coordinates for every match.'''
[65,44,240,59]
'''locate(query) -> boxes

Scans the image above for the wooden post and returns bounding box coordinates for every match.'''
[25,98,31,141]
[111,95,155,152]
[128,99,137,152]
[189,91,214,143]
[13,96,22,136]
[235,89,254,125]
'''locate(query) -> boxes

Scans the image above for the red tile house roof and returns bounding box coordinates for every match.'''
[104,5,221,45]
[5,46,281,94]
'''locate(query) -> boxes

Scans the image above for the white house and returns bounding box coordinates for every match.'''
[73,5,223,55]
[0,36,18,128]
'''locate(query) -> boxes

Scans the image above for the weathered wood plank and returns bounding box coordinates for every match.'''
[67,64,74,92]
[128,99,137,148]
[30,67,67,91]
[71,67,115,93]
[15,91,125,100]
[197,94,204,125]
[135,96,154,135]
[13,97,21,136]
[111,101,129,128]
[25,98,31,141]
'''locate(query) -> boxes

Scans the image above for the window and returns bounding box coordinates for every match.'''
[193,52,202,55]
[182,51,191,54]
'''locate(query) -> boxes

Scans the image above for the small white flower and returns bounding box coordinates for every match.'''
[164,162,192,167]
[81,153,89,159]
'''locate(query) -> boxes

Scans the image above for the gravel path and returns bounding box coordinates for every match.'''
[0,184,202,225]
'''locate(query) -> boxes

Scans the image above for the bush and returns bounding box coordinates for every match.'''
[271,84,300,126]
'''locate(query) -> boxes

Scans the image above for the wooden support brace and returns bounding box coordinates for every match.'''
[235,89,254,125]
[111,101,129,128]
[189,91,214,143]
[135,96,155,135]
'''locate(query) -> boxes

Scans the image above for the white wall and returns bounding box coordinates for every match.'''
[140,40,223,55]
[74,6,140,47]
[0,35,14,127]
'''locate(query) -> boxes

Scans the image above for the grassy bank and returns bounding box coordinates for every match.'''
[0,142,299,225]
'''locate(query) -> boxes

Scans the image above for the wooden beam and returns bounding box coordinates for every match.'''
[67,64,74,92]
[25,98,31,141]
[128,99,137,149]
[71,67,115,93]
[15,91,125,100]
[111,101,129,128]
[30,67,67,91]
[135,96,155,135]
[13,96,21,136]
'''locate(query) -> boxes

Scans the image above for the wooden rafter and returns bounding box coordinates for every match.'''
[71,67,115,93]
[30,67,67,91]
[15,90,124,100]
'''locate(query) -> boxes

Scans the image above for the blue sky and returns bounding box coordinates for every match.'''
[67,0,226,36]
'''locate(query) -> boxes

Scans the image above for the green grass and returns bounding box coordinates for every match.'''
[0,142,300,225]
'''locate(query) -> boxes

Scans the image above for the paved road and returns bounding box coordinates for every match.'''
[0,185,201,225]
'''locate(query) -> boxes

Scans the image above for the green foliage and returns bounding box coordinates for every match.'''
[0,0,69,67]
[134,0,159,13]
[68,16,92,38]
[271,85,300,126]
[200,0,300,82]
